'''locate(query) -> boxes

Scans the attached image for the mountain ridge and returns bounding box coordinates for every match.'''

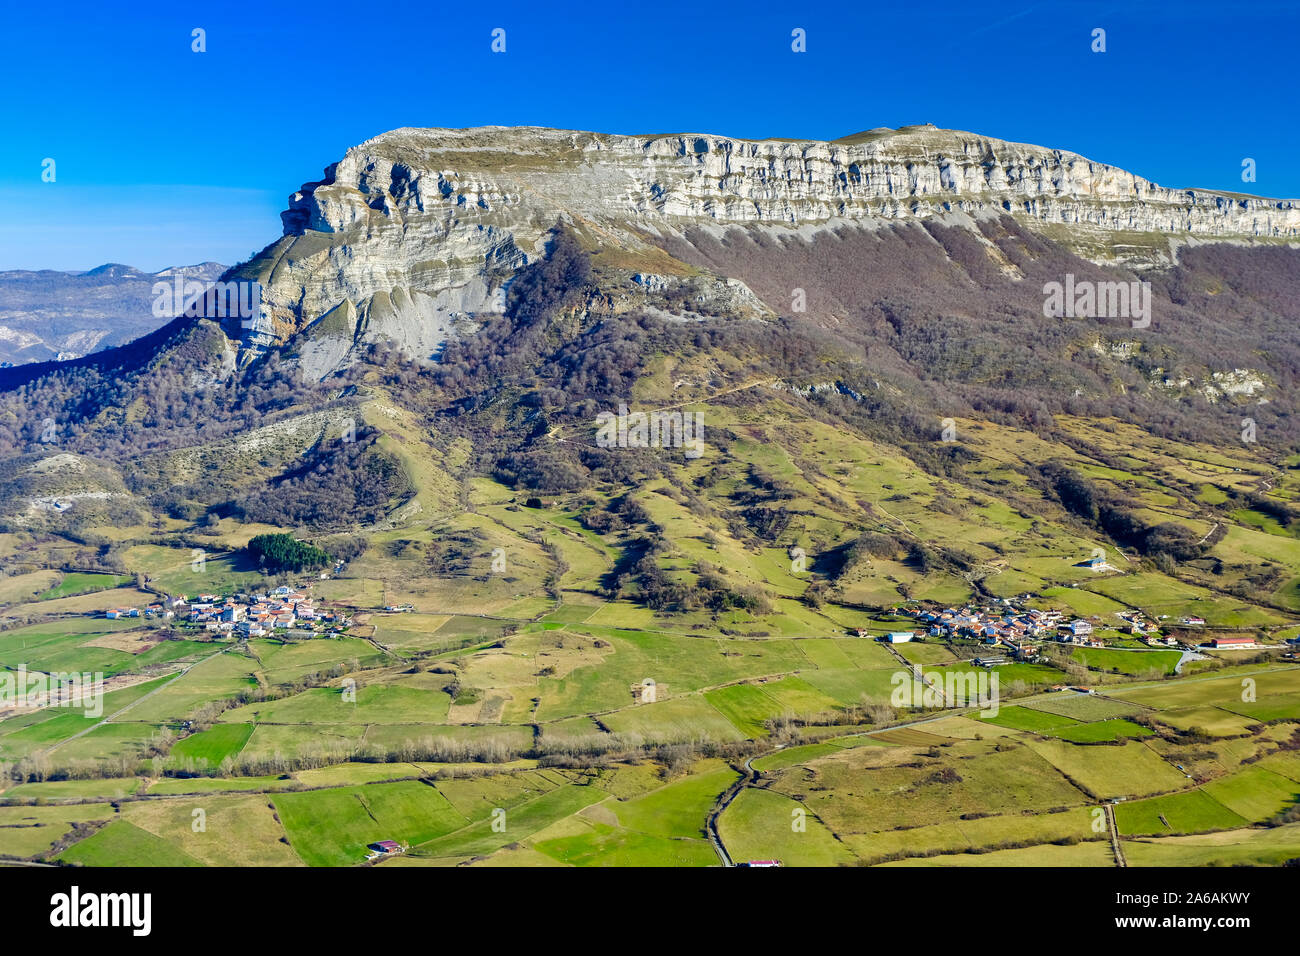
[222,124,1300,377]
[0,261,227,366]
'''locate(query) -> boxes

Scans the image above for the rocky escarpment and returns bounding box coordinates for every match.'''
[227,124,1300,377]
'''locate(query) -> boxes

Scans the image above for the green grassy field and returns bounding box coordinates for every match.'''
[59,820,203,867]
[273,781,469,866]
[717,786,855,866]
[1115,787,1246,836]
[36,572,133,600]
[6,403,1300,869]
[167,723,254,768]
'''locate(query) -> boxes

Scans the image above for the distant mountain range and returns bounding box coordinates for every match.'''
[0,261,227,365]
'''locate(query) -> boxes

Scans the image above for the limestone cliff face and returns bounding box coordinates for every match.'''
[229,124,1300,377]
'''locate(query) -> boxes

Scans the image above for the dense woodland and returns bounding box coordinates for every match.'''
[225,426,411,531]
[246,532,332,573]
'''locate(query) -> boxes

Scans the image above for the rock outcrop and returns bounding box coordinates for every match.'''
[228,124,1300,377]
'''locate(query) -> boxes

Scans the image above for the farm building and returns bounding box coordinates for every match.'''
[1211,637,1257,649]
[368,840,403,855]
[881,631,915,643]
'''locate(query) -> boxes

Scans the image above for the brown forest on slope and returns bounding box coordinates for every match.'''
[0,221,1297,537]
[658,217,1300,448]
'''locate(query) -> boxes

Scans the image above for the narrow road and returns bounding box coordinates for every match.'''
[44,647,229,755]
[1105,803,1127,867]
[706,754,761,867]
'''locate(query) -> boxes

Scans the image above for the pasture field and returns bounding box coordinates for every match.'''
[113,794,304,866]
[1257,750,1300,783]
[868,727,951,746]
[0,618,200,677]
[1223,691,1300,722]
[1115,789,1247,836]
[894,642,956,665]
[411,783,609,861]
[843,808,1098,863]
[1201,767,1300,822]
[433,769,573,817]
[529,818,718,867]
[717,786,854,867]
[1039,586,1128,617]
[750,736,883,771]
[1154,705,1259,737]
[273,781,469,866]
[915,715,1024,738]
[795,637,896,669]
[1081,573,1285,628]
[1049,719,1153,742]
[601,695,746,742]
[221,683,453,726]
[758,676,841,715]
[1123,823,1300,867]
[0,570,61,605]
[59,820,203,867]
[798,667,925,705]
[120,651,256,722]
[167,722,254,768]
[146,775,290,795]
[1025,739,1187,799]
[1109,667,1300,710]
[981,706,1080,734]
[36,572,134,600]
[253,636,389,685]
[876,841,1116,867]
[1071,647,1182,676]
[0,674,173,759]
[5,484,1298,869]
[1,776,141,801]
[703,684,783,738]
[1020,693,1147,721]
[778,739,1086,834]
[608,761,739,839]
[8,586,158,619]
[0,803,115,858]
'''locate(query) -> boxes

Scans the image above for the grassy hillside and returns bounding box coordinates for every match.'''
[0,225,1298,867]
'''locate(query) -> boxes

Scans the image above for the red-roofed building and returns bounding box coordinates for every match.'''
[1212,637,1257,649]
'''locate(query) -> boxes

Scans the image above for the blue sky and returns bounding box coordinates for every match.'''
[2,0,1296,271]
